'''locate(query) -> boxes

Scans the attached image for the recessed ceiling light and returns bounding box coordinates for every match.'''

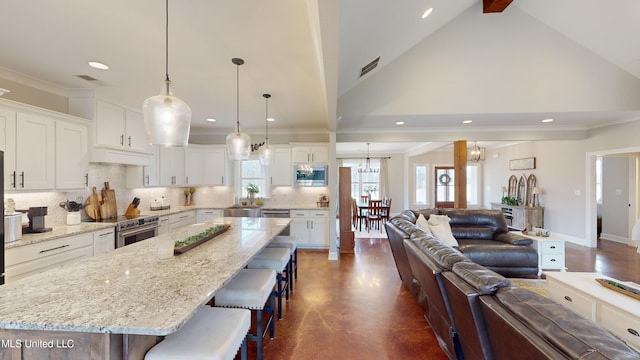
[396,121,405,125]
[422,7,433,19]
[463,120,473,124]
[267,117,275,122]
[206,118,216,122]
[88,61,109,70]
[542,118,554,123]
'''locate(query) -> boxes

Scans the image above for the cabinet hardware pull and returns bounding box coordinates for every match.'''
[550,259,556,262]
[310,220,314,229]
[179,215,189,219]
[20,171,24,188]
[186,176,189,185]
[145,175,149,185]
[563,295,573,302]
[221,176,224,183]
[39,244,70,253]
[11,171,16,188]
[550,246,556,249]
[120,134,124,146]
[628,328,640,337]
[128,136,132,147]
[99,232,113,237]
[84,173,89,187]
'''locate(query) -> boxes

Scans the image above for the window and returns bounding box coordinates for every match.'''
[343,159,380,199]
[239,158,268,198]
[415,165,428,205]
[466,164,480,206]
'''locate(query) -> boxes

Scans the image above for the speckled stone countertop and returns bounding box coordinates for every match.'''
[4,222,116,250]
[0,217,291,336]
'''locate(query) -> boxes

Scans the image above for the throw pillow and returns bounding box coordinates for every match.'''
[427,214,451,226]
[416,214,433,236]
[429,223,459,247]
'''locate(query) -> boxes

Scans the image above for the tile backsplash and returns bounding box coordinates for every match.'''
[4,163,329,226]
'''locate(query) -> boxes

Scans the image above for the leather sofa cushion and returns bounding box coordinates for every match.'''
[410,233,470,271]
[451,226,495,241]
[389,217,423,238]
[494,232,532,245]
[439,209,508,233]
[495,287,640,359]
[411,209,440,221]
[457,240,538,268]
[451,262,511,295]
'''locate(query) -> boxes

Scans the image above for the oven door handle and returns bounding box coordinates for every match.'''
[119,224,160,237]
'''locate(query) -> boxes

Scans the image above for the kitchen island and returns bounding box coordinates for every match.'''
[0,217,291,360]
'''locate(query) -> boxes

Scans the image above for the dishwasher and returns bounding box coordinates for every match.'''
[261,209,291,218]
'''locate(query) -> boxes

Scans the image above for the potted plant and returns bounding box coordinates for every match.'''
[363,185,377,199]
[246,183,260,205]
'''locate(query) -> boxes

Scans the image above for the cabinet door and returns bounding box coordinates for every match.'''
[16,112,55,190]
[96,100,126,147]
[93,227,115,255]
[0,107,17,190]
[158,216,171,235]
[144,145,159,186]
[309,217,328,247]
[185,147,204,185]
[124,110,148,151]
[159,146,185,186]
[309,146,328,163]
[511,208,526,230]
[292,147,311,163]
[56,120,89,189]
[290,218,310,243]
[203,147,228,185]
[270,148,292,186]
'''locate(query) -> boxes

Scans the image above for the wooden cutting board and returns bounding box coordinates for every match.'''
[85,187,101,220]
[102,182,117,219]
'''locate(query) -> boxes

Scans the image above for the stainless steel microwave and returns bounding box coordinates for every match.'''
[294,164,328,187]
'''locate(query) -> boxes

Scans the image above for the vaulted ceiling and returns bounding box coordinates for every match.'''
[0,0,639,155]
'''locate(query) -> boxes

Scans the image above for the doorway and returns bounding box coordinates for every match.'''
[434,166,454,208]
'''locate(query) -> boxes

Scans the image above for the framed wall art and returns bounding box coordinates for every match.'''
[509,157,536,170]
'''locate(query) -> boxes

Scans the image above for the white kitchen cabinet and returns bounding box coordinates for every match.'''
[292,145,328,163]
[56,119,89,189]
[158,215,171,235]
[14,112,56,190]
[197,209,223,223]
[159,146,185,186]
[203,147,230,185]
[185,146,205,185]
[169,210,197,231]
[124,110,148,152]
[0,106,17,191]
[4,233,94,283]
[290,209,329,249]
[126,145,160,188]
[93,227,116,255]
[269,147,292,186]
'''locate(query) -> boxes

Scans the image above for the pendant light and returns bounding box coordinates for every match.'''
[142,0,191,147]
[469,141,482,162]
[226,57,251,161]
[358,143,380,173]
[259,93,272,165]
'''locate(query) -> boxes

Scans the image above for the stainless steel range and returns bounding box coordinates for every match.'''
[115,215,160,248]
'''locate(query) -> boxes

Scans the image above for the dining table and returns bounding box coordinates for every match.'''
[356,201,389,231]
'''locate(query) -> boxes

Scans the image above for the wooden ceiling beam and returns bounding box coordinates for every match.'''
[483,0,514,13]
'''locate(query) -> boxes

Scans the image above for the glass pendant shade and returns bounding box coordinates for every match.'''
[259,144,271,165]
[226,130,251,161]
[143,80,191,147]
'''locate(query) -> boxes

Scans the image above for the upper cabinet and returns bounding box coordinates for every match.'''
[68,98,152,166]
[56,120,89,189]
[159,146,185,186]
[13,113,56,190]
[269,147,292,186]
[203,147,230,186]
[185,146,205,186]
[292,145,328,163]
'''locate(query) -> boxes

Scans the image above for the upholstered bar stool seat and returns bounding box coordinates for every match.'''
[215,269,276,360]
[247,247,291,320]
[144,307,250,360]
[267,235,298,290]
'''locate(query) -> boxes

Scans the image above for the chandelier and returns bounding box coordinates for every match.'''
[298,164,314,176]
[358,143,380,173]
[469,142,482,162]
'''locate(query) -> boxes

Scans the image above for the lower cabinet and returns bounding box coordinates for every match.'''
[158,215,171,235]
[93,227,115,255]
[290,209,328,249]
[5,233,94,283]
[196,209,223,223]
[168,210,196,232]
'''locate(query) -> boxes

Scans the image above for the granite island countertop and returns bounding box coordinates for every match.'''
[0,217,291,336]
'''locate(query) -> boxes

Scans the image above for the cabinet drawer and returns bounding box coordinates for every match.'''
[6,233,93,267]
[290,210,309,218]
[309,210,328,218]
[598,303,640,350]
[169,211,196,224]
[6,243,93,282]
[547,281,596,321]
[540,255,564,269]
[540,241,563,254]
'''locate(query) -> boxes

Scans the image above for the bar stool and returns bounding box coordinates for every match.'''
[247,247,290,320]
[214,269,276,360]
[267,235,298,291]
[144,306,250,360]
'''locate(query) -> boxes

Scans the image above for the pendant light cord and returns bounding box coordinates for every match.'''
[236,63,240,132]
[165,0,170,83]
[264,94,270,144]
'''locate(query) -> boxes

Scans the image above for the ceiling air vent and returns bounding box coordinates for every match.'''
[75,74,98,81]
[360,56,380,78]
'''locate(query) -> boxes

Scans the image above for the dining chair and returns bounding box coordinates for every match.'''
[381,197,392,223]
[367,200,383,232]
[353,198,367,231]
[360,195,369,204]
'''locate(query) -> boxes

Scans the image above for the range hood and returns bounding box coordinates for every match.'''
[90,146,153,166]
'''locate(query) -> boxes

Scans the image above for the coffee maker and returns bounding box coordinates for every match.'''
[23,206,52,233]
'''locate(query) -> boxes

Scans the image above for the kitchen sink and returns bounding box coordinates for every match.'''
[223,206,262,218]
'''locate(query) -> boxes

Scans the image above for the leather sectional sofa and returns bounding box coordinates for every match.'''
[384,210,639,359]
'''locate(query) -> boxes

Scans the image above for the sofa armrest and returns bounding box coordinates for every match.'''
[494,232,532,246]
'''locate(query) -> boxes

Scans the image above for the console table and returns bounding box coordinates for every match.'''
[491,203,543,230]
[546,272,640,351]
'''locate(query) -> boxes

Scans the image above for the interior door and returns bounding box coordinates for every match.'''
[435,166,455,208]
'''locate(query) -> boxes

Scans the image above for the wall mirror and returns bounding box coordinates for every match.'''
[517,175,527,205]
[508,175,518,199]
[526,174,537,206]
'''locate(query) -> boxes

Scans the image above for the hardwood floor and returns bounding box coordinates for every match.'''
[244,238,640,359]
